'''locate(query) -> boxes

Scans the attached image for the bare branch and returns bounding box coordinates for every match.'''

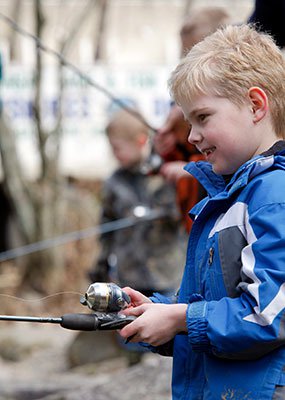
[94,0,109,61]
[0,112,35,242]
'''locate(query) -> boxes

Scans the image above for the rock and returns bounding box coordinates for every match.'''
[0,337,34,361]
[67,330,124,367]
[33,353,172,400]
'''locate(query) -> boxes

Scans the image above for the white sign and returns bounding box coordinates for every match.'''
[0,64,173,178]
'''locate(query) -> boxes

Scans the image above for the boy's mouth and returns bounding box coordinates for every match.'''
[200,147,216,157]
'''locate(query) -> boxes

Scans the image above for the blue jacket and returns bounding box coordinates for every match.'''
[153,148,285,399]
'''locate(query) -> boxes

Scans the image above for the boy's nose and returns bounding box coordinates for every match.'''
[188,125,202,145]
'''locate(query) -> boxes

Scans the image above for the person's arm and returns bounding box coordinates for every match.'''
[154,105,189,157]
[154,104,204,182]
[187,201,285,360]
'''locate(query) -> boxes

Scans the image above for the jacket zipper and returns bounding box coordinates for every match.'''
[208,247,214,265]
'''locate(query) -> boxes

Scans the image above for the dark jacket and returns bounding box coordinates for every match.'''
[249,0,285,48]
[90,166,186,294]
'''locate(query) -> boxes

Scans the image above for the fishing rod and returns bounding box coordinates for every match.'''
[0,282,135,331]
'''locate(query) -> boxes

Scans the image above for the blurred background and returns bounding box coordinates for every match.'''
[0,0,253,291]
[0,1,255,399]
[0,0,252,180]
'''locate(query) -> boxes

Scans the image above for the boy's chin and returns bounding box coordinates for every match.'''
[212,164,234,176]
[212,165,223,175]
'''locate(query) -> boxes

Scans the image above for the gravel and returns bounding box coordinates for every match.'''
[0,323,172,400]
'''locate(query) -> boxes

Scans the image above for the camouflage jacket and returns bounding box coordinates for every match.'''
[90,166,187,294]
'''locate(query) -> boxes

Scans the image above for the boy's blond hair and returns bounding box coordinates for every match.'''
[106,109,149,141]
[170,24,285,138]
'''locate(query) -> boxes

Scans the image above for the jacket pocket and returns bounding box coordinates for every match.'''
[204,238,227,300]
[218,226,248,298]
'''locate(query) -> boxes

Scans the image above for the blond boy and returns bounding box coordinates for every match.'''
[120,25,285,399]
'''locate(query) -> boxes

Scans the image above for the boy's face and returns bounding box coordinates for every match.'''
[109,136,144,168]
[181,93,268,175]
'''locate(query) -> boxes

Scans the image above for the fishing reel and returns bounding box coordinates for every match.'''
[78,282,135,330]
[81,282,131,313]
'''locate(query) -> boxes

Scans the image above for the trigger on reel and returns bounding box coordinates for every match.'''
[98,313,136,330]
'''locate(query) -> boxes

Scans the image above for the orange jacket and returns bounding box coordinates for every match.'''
[164,143,205,233]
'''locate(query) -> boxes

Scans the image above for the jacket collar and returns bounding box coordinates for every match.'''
[184,141,285,198]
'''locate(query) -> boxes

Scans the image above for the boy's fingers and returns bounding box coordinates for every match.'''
[121,287,151,306]
[120,305,148,339]
[124,332,140,344]
[121,286,135,299]
[119,319,137,339]
[122,305,145,317]
[122,287,144,302]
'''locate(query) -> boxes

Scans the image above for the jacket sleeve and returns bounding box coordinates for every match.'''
[187,202,285,360]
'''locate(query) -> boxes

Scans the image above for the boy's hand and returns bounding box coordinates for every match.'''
[154,105,190,157]
[159,161,189,182]
[120,303,188,347]
[122,287,152,308]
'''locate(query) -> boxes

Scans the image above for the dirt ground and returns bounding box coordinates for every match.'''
[0,322,172,400]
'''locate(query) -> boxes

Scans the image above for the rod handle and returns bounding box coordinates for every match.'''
[60,313,100,331]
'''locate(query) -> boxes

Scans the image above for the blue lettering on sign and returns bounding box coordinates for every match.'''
[51,99,58,116]
[3,96,90,120]
[63,96,89,118]
[3,99,34,118]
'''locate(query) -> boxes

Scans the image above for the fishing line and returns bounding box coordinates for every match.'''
[0,291,83,303]
[0,209,168,262]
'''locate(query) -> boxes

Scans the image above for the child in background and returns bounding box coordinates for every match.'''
[119,24,285,399]
[89,109,186,297]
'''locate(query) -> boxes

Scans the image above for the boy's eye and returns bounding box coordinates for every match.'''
[198,114,208,122]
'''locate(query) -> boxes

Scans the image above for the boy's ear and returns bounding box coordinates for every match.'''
[248,87,268,123]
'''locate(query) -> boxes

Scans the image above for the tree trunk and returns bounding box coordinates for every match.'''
[0,0,97,293]
[184,0,194,16]
[0,111,35,243]
[9,0,22,62]
[20,0,64,293]
[21,0,97,293]
[94,0,109,61]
